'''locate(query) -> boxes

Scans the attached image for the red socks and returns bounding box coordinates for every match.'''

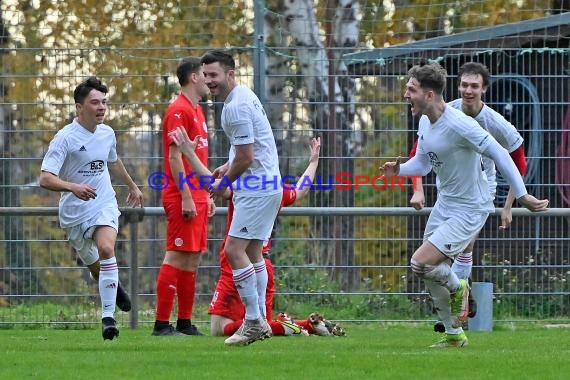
[223,320,244,336]
[155,264,180,322]
[177,270,197,320]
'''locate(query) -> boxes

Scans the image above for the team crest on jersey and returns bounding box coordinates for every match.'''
[197,136,208,148]
[427,152,443,168]
[175,238,183,247]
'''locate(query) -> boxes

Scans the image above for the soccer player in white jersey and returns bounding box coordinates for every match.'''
[379,63,548,348]
[201,50,282,346]
[40,77,143,340]
[408,62,529,331]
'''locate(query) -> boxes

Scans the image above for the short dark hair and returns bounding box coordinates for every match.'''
[407,62,447,95]
[176,57,202,86]
[458,62,490,87]
[200,49,235,71]
[74,76,108,104]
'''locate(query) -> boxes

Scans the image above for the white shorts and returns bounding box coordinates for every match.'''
[423,202,489,259]
[64,207,120,266]
[229,192,282,241]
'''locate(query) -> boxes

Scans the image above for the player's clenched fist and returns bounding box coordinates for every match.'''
[378,156,402,177]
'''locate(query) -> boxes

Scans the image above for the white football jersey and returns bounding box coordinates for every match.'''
[415,106,494,211]
[222,85,281,196]
[448,99,523,196]
[41,119,119,227]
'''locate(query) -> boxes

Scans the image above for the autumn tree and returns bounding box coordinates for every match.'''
[0,0,559,298]
[0,0,251,296]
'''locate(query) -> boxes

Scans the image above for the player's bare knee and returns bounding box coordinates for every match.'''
[97,244,115,260]
[210,316,227,336]
[410,258,429,277]
[210,327,224,336]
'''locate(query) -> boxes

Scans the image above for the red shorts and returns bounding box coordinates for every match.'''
[164,200,208,252]
[208,257,274,321]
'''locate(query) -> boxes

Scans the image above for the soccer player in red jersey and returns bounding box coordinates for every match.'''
[152,58,215,336]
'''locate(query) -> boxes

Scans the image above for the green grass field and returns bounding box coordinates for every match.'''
[1,324,568,380]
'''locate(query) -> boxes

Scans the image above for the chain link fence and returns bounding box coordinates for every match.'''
[1,3,569,327]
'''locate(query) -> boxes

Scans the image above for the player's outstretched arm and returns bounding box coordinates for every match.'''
[169,127,212,178]
[483,140,548,212]
[500,146,528,229]
[407,140,425,210]
[500,188,515,229]
[380,152,431,178]
[170,127,231,199]
[517,194,549,212]
[410,177,425,210]
[294,137,321,201]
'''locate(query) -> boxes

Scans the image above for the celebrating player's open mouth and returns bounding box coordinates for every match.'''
[408,100,416,115]
[403,77,425,117]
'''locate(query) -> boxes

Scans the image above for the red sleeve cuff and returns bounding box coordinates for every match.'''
[509,145,527,176]
[409,140,418,159]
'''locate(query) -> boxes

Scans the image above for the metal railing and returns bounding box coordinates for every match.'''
[1,207,569,328]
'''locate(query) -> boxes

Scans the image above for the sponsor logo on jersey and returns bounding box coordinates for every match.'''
[79,160,105,176]
[427,152,443,168]
[87,160,104,170]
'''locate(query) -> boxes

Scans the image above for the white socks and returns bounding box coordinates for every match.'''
[252,261,268,319]
[452,251,473,280]
[232,264,260,321]
[99,257,118,319]
[421,261,461,292]
[424,279,463,334]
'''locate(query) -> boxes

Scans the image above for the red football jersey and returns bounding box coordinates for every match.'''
[162,94,209,203]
